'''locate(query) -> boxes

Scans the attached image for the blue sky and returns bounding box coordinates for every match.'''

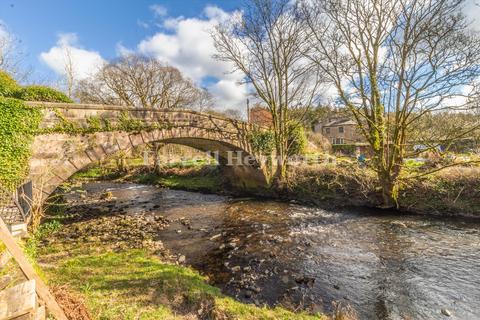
[1,1,479,110]
[0,0,248,108]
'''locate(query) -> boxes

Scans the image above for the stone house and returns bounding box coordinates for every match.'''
[314,117,365,145]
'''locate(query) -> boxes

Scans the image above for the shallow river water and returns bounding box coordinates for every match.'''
[65,182,480,320]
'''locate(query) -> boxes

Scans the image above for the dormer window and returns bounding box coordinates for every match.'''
[339,126,344,133]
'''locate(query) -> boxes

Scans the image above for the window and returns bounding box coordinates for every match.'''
[333,138,344,145]
[325,128,330,134]
[339,126,344,133]
[332,138,336,144]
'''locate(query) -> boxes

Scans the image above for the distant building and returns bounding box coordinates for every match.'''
[314,117,365,145]
[249,105,273,127]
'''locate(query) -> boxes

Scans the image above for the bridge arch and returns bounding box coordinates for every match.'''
[26,102,269,202]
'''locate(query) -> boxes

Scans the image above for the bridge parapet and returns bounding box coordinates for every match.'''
[27,102,250,137]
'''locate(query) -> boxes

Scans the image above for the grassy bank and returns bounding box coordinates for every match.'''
[72,159,224,194]
[40,249,326,320]
[129,167,223,194]
[288,164,480,217]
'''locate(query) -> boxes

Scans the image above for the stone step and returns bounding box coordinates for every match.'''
[0,280,36,320]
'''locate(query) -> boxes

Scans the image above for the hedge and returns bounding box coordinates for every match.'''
[15,85,73,103]
[0,71,20,98]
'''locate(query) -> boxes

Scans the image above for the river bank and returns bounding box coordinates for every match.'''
[74,160,480,218]
[36,180,480,320]
[287,164,480,218]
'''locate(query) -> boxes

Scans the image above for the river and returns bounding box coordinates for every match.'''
[62,181,480,320]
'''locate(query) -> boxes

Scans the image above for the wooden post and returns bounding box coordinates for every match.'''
[0,218,67,320]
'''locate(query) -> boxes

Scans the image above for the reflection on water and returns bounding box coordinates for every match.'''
[66,182,480,320]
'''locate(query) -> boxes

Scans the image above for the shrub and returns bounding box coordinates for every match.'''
[332,144,356,155]
[287,123,307,156]
[15,85,73,103]
[0,70,20,98]
[249,129,275,155]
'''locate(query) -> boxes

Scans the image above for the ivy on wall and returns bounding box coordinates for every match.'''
[0,98,42,190]
[37,111,169,135]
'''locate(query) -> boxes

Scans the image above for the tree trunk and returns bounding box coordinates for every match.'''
[378,170,400,209]
[152,143,163,174]
[116,155,128,172]
[272,152,288,189]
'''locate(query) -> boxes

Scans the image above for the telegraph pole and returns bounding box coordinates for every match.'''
[246,98,250,123]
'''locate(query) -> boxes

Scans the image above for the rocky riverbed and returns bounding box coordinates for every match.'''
[46,181,480,320]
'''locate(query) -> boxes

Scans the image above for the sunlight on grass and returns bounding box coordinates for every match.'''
[40,249,325,320]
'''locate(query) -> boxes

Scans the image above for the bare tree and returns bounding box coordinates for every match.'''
[63,47,76,98]
[213,0,322,184]
[0,23,30,81]
[76,55,210,109]
[304,0,480,206]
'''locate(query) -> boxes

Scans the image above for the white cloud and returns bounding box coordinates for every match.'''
[150,4,168,17]
[137,19,150,29]
[465,0,480,31]
[116,42,134,57]
[209,79,248,109]
[137,6,248,109]
[40,33,106,80]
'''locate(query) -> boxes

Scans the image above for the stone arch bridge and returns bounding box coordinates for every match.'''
[26,102,269,204]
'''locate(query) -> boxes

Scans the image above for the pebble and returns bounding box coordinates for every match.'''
[441,309,452,317]
[391,221,407,228]
[210,234,222,241]
[178,255,186,263]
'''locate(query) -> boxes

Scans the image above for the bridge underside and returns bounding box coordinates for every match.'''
[28,129,269,203]
[161,137,268,191]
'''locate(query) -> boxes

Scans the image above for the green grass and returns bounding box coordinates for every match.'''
[38,248,324,320]
[131,172,222,193]
[403,159,425,169]
[71,166,124,180]
[163,158,216,168]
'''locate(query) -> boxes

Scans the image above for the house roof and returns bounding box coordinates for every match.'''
[323,118,357,127]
